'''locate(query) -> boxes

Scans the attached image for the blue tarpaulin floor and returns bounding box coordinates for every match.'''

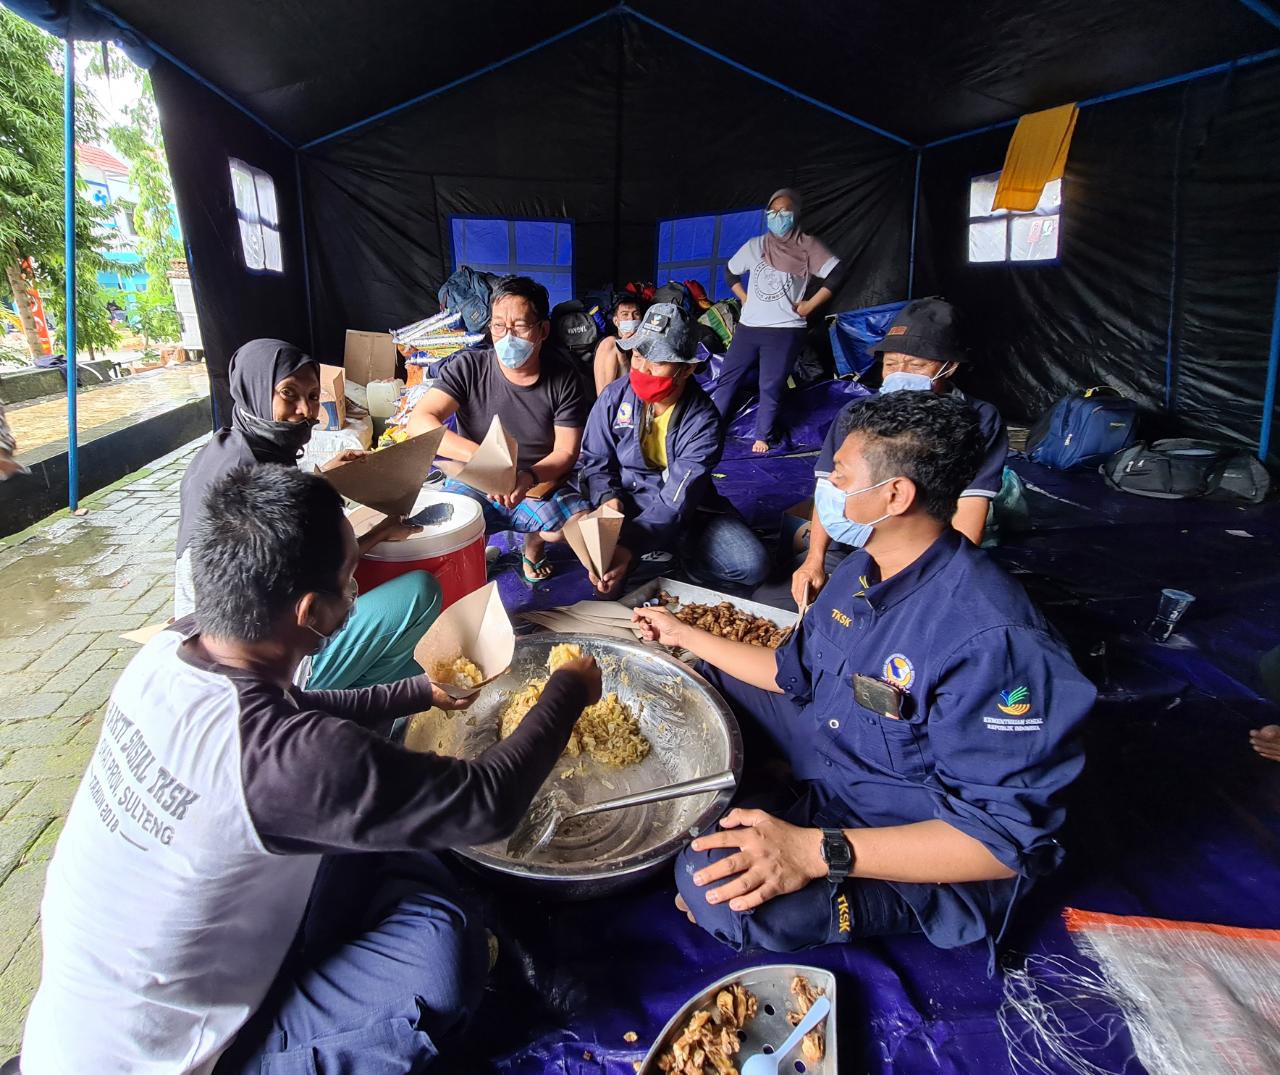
[447,384,1280,1075]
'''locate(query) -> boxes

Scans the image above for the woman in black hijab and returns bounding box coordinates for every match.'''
[175,339,442,690]
[176,338,321,567]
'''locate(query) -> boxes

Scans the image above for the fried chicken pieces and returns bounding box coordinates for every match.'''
[675,602,789,649]
[654,978,828,1074]
[788,976,826,1064]
[654,594,789,649]
[657,984,758,1075]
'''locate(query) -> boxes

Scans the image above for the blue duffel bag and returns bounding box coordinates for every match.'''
[1025,386,1139,471]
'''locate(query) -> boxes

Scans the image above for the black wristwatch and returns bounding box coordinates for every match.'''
[820,828,853,883]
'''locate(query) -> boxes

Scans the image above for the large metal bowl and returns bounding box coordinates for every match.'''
[404,633,742,898]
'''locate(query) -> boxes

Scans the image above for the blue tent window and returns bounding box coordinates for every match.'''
[656,209,764,302]
[450,217,574,309]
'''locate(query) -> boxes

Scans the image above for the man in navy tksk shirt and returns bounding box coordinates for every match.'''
[634,391,1094,965]
[784,296,1008,612]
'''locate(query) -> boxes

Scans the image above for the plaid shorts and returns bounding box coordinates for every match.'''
[441,479,590,534]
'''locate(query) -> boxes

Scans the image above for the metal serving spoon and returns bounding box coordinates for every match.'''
[506,769,737,859]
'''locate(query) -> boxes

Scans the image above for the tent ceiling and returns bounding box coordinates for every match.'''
[102,0,1280,147]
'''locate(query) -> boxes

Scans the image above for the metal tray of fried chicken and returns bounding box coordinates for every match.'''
[639,963,837,1075]
[621,577,798,639]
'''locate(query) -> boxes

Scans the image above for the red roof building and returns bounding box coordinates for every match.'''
[76,143,129,175]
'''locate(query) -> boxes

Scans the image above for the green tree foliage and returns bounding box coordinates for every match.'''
[107,66,182,344]
[0,9,116,357]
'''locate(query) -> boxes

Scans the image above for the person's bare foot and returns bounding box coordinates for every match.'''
[1249,725,1280,761]
[674,893,696,924]
[521,534,553,583]
[752,439,770,454]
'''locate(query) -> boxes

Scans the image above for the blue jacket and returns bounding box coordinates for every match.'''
[579,379,724,554]
[775,529,1095,955]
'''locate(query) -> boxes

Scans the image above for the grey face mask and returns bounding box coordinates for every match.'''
[306,580,357,651]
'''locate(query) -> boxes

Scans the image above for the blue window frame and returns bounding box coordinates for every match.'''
[656,209,764,301]
[450,217,574,308]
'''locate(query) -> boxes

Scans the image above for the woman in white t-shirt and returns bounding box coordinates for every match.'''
[709,189,841,453]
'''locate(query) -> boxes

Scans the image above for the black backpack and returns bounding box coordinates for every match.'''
[549,299,600,370]
[652,281,691,313]
[1101,438,1271,503]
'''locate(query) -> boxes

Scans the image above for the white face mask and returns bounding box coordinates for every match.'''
[618,319,640,337]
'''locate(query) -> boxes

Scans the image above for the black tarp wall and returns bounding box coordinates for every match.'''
[298,16,915,364]
[46,1,1272,462]
[915,58,1280,455]
[151,60,309,428]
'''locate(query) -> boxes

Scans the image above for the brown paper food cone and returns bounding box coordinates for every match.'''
[320,427,445,517]
[449,416,518,497]
[562,503,625,576]
[414,581,514,698]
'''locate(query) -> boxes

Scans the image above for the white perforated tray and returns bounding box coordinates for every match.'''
[639,963,837,1074]
[620,577,798,632]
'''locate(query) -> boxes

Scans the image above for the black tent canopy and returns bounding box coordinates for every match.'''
[19,0,1280,458]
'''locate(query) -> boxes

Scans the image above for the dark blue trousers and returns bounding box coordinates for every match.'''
[676,666,920,952]
[216,853,487,1075]
[709,324,808,442]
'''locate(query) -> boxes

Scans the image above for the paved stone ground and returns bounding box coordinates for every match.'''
[0,437,202,1055]
[5,364,210,460]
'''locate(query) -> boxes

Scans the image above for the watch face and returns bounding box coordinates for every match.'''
[822,830,851,869]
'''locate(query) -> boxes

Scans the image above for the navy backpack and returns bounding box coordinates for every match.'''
[1026,386,1139,471]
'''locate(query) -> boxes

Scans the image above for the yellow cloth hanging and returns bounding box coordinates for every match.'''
[992,103,1078,212]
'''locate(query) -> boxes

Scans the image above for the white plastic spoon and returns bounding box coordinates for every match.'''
[740,995,831,1075]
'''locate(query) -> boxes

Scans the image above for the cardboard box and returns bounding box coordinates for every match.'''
[344,330,397,386]
[781,498,814,555]
[318,364,346,431]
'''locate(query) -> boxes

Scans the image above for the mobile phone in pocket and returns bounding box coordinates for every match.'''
[853,674,904,719]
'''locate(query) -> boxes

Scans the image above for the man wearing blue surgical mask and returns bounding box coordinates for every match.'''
[593,296,647,397]
[785,297,1007,611]
[408,275,591,584]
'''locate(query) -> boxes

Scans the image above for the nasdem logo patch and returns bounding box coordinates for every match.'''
[997,686,1032,716]
[883,654,915,689]
[616,401,633,428]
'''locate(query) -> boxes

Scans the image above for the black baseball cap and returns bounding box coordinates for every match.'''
[872,297,967,364]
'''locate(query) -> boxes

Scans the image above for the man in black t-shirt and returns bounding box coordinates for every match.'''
[408,276,590,583]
